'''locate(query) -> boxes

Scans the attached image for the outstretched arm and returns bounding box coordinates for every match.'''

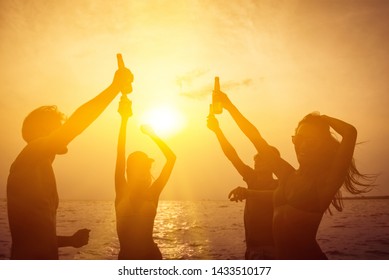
[207,108,252,178]
[320,115,357,198]
[141,125,176,198]
[228,186,274,202]
[115,96,132,195]
[50,56,133,150]
[219,92,295,179]
[219,92,268,151]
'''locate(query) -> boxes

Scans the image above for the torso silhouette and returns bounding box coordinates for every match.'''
[243,171,277,248]
[273,171,327,260]
[115,191,161,259]
[7,139,60,259]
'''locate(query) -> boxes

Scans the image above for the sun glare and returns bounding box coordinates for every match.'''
[140,105,186,137]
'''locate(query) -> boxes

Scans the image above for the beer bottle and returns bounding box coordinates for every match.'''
[212,76,223,114]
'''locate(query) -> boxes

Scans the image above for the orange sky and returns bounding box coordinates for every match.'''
[1,0,388,200]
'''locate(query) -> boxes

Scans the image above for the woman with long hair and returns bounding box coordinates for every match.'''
[216,92,375,259]
[115,96,176,259]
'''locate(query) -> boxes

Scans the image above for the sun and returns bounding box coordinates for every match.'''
[140,104,186,137]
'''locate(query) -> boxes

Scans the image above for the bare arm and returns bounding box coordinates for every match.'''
[141,125,176,198]
[219,92,295,179]
[207,111,252,178]
[228,186,274,202]
[115,96,132,195]
[220,93,268,152]
[320,115,357,198]
[50,57,133,150]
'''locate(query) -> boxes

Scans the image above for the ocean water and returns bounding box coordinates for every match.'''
[0,198,388,260]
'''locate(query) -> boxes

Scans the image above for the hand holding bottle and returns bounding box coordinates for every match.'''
[112,53,133,94]
[207,104,220,132]
[216,90,233,111]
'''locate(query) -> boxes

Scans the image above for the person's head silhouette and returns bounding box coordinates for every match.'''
[22,105,65,143]
[126,151,154,189]
[293,112,337,168]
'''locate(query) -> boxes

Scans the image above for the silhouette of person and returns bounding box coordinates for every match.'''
[217,92,374,260]
[6,55,133,259]
[207,106,278,260]
[115,96,176,260]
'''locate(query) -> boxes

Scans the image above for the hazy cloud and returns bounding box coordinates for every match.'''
[176,69,209,90]
[178,69,253,100]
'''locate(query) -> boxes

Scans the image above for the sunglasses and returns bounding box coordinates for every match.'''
[292,135,322,147]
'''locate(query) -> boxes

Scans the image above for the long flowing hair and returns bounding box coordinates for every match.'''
[297,113,376,212]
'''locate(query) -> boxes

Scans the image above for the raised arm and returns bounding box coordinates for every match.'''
[321,115,357,195]
[115,95,132,195]
[219,92,295,179]
[141,125,176,198]
[50,56,133,149]
[207,107,252,178]
[219,92,268,152]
